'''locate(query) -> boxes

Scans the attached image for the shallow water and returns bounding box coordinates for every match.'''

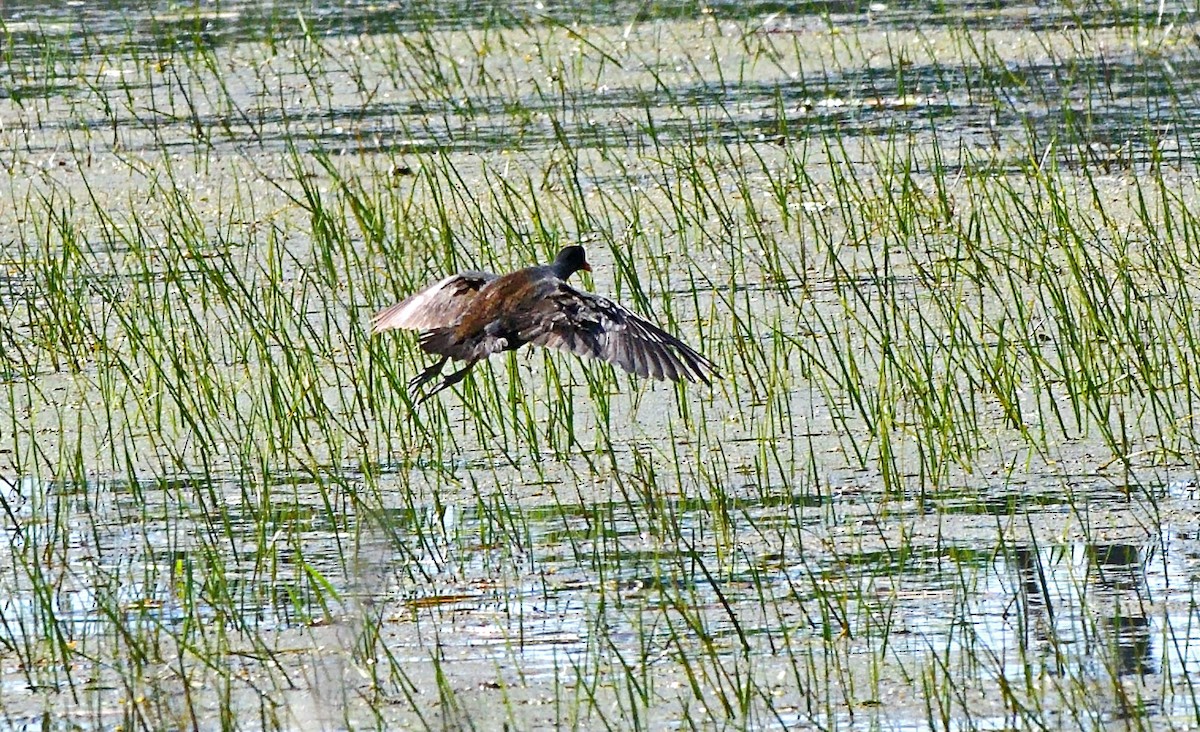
[0,1,1184,43]
[3,465,1198,728]
[2,1,1195,165]
[3,1,1200,730]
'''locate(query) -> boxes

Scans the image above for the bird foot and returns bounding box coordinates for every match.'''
[408,357,448,394]
[411,360,477,405]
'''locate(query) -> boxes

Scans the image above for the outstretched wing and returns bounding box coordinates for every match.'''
[523,283,718,385]
[372,271,496,334]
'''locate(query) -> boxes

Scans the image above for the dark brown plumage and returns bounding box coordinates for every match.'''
[372,246,719,403]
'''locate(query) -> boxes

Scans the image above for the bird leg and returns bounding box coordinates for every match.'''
[408,356,449,393]
[414,359,479,405]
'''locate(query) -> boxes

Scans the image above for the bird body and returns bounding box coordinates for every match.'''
[372,246,717,403]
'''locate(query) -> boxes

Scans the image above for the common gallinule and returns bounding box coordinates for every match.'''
[372,246,718,403]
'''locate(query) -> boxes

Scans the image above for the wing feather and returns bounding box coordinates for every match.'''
[372,271,496,334]
[526,284,718,385]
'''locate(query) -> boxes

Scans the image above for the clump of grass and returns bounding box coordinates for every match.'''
[0,5,1198,730]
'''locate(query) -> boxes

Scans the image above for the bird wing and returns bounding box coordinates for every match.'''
[522,283,718,385]
[371,271,496,334]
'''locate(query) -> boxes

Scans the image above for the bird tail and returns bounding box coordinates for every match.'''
[420,327,511,361]
[418,327,462,357]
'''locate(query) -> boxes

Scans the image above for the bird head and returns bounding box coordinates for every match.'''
[553,245,592,278]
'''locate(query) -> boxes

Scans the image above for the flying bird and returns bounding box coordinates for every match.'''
[372,246,718,403]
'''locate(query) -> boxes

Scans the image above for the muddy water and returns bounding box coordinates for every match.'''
[3,1,1200,730]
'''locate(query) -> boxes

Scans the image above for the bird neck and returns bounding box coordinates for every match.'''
[551,261,578,280]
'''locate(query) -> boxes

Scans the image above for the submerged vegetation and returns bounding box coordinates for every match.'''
[1,1,1200,729]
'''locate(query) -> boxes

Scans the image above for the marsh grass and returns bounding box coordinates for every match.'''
[1,2,1199,730]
